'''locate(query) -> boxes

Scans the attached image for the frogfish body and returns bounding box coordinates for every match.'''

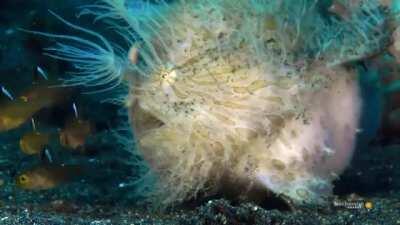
[40,0,389,206]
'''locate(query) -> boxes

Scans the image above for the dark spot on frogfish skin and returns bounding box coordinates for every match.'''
[271,159,286,171]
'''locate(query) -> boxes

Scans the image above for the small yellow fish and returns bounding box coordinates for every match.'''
[0,85,71,132]
[16,164,82,190]
[19,131,50,155]
[19,84,71,107]
[59,119,93,150]
[0,99,44,132]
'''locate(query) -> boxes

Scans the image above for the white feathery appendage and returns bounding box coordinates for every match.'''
[22,10,126,92]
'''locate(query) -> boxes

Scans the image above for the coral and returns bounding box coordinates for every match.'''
[34,0,393,207]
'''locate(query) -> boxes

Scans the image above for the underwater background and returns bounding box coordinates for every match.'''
[0,0,399,224]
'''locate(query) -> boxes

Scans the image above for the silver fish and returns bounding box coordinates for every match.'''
[72,103,78,118]
[1,85,14,100]
[31,118,36,131]
[43,148,53,163]
[36,66,48,80]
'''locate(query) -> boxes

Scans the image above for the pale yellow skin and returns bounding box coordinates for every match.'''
[126,1,362,205]
[131,62,360,204]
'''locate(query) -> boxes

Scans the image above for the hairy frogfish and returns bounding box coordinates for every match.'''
[32,0,394,206]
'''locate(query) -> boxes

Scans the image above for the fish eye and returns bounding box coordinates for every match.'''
[18,174,29,184]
